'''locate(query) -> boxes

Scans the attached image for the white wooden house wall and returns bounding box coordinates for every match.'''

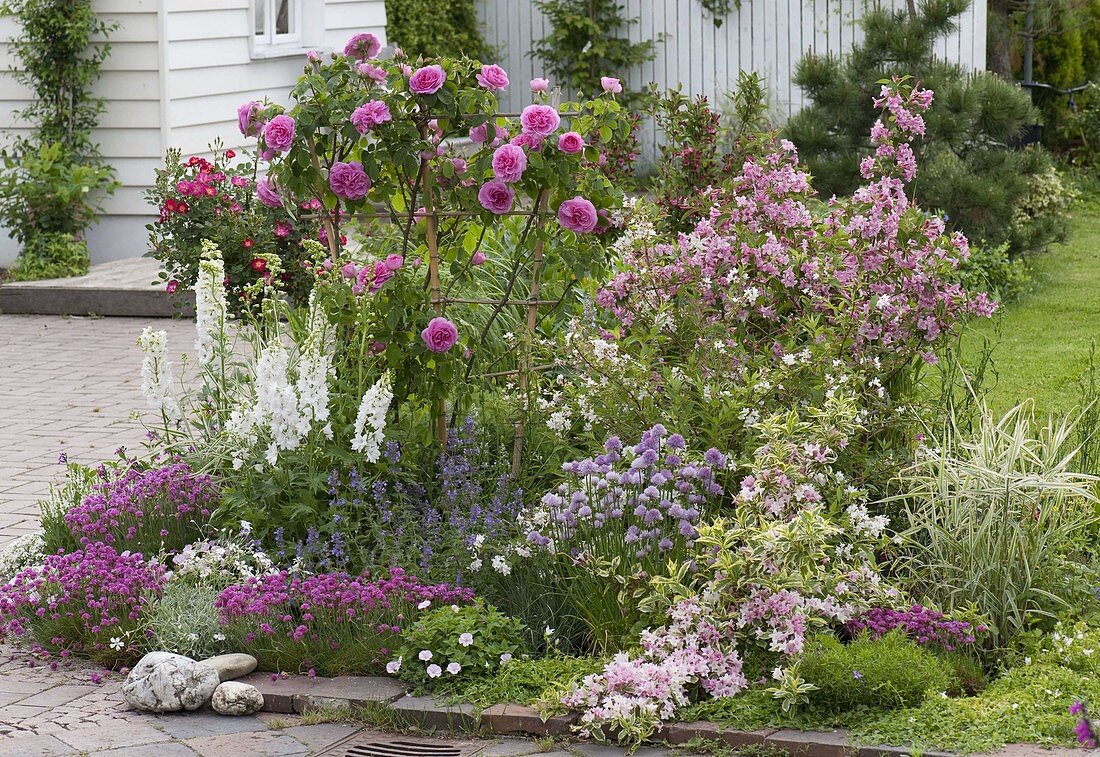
[0,0,386,268]
[475,0,988,163]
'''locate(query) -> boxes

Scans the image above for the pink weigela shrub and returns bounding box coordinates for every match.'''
[0,542,166,666]
[215,567,474,676]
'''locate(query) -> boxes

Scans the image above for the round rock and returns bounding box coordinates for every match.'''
[122,651,220,713]
[199,653,258,682]
[211,681,264,716]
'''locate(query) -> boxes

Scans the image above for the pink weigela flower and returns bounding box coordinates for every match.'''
[409,64,446,95]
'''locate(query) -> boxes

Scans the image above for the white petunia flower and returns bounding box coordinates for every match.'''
[418,650,433,661]
[426,664,442,678]
[446,662,461,675]
[458,633,474,647]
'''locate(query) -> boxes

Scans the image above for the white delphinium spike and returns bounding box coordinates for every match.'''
[194,240,229,365]
[351,372,393,462]
[253,344,303,466]
[295,290,334,439]
[137,327,181,421]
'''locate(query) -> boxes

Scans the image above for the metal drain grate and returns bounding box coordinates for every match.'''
[344,740,464,757]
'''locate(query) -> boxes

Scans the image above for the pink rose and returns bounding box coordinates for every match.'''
[384,254,404,271]
[601,77,623,94]
[237,101,264,137]
[491,143,527,183]
[530,78,549,92]
[451,157,467,175]
[256,177,282,208]
[329,161,371,201]
[274,221,292,238]
[476,64,509,91]
[478,181,515,215]
[409,64,446,95]
[166,280,180,294]
[421,317,459,353]
[344,32,382,60]
[358,63,388,82]
[470,123,508,145]
[340,262,358,279]
[370,260,393,292]
[263,114,295,153]
[351,100,392,132]
[557,131,584,154]
[471,251,487,266]
[306,50,321,62]
[557,196,598,233]
[520,104,560,136]
[510,132,543,152]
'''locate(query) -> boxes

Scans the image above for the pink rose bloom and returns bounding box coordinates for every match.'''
[369,260,393,292]
[237,101,264,137]
[557,131,584,154]
[451,157,467,175]
[510,132,543,151]
[470,123,508,145]
[344,32,382,60]
[274,221,292,238]
[384,254,404,271]
[306,50,321,62]
[421,317,459,353]
[478,181,515,215]
[476,64,509,91]
[530,77,549,92]
[329,161,371,201]
[351,100,392,132]
[166,280,180,294]
[256,177,282,208]
[491,143,527,183]
[263,115,296,152]
[471,251,487,266]
[601,76,623,94]
[340,262,358,279]
[520,104,560,136]
[358,63,388,82]
[409,64,446,94]
[558,196,598,233]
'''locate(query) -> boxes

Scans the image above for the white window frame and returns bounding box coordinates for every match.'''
[252,0,302,53]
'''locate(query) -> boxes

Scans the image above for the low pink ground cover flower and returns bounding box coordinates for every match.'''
[0,542,165,666]
[216,568,473,675]
[63,462,217,556]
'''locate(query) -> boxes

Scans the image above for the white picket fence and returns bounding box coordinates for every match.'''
[474,0,987,162]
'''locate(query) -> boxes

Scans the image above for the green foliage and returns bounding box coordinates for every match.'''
[785,0,1066,259]
[395,600,526,686]
[957,243,1030,302]
[532,0,659,104]
[453,655,606,708]
[383,0,491,60]
[7,232,89,281]
[38,463,96,556]
[0,0,117,279]
[799,632,952,712]
[141,583,232,660]
[885,401,1100,654]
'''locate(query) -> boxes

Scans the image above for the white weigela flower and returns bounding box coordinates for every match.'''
[351,372,394,461]
[138,328,181,421]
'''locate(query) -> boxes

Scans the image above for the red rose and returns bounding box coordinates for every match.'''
[225,149,236,159]
[177,202,189,213]
[243,239,254,248]
[250,258,267,272]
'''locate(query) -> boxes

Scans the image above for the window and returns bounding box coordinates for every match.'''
[253,0,301,48]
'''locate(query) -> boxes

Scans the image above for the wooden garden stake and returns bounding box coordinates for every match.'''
[420,139,448,446]
[512,191,550,476]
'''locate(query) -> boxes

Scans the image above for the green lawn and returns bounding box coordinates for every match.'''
[961,201,1100,416]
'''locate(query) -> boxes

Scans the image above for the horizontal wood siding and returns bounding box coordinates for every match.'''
[164,0,386,156]
[476,0,988,162]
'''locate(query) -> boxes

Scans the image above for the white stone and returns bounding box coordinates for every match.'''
[200,653,258,682]
[122,651,220,713]
[211,681,265,716]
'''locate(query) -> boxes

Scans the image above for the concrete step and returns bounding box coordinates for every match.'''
[0,258,193,317]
